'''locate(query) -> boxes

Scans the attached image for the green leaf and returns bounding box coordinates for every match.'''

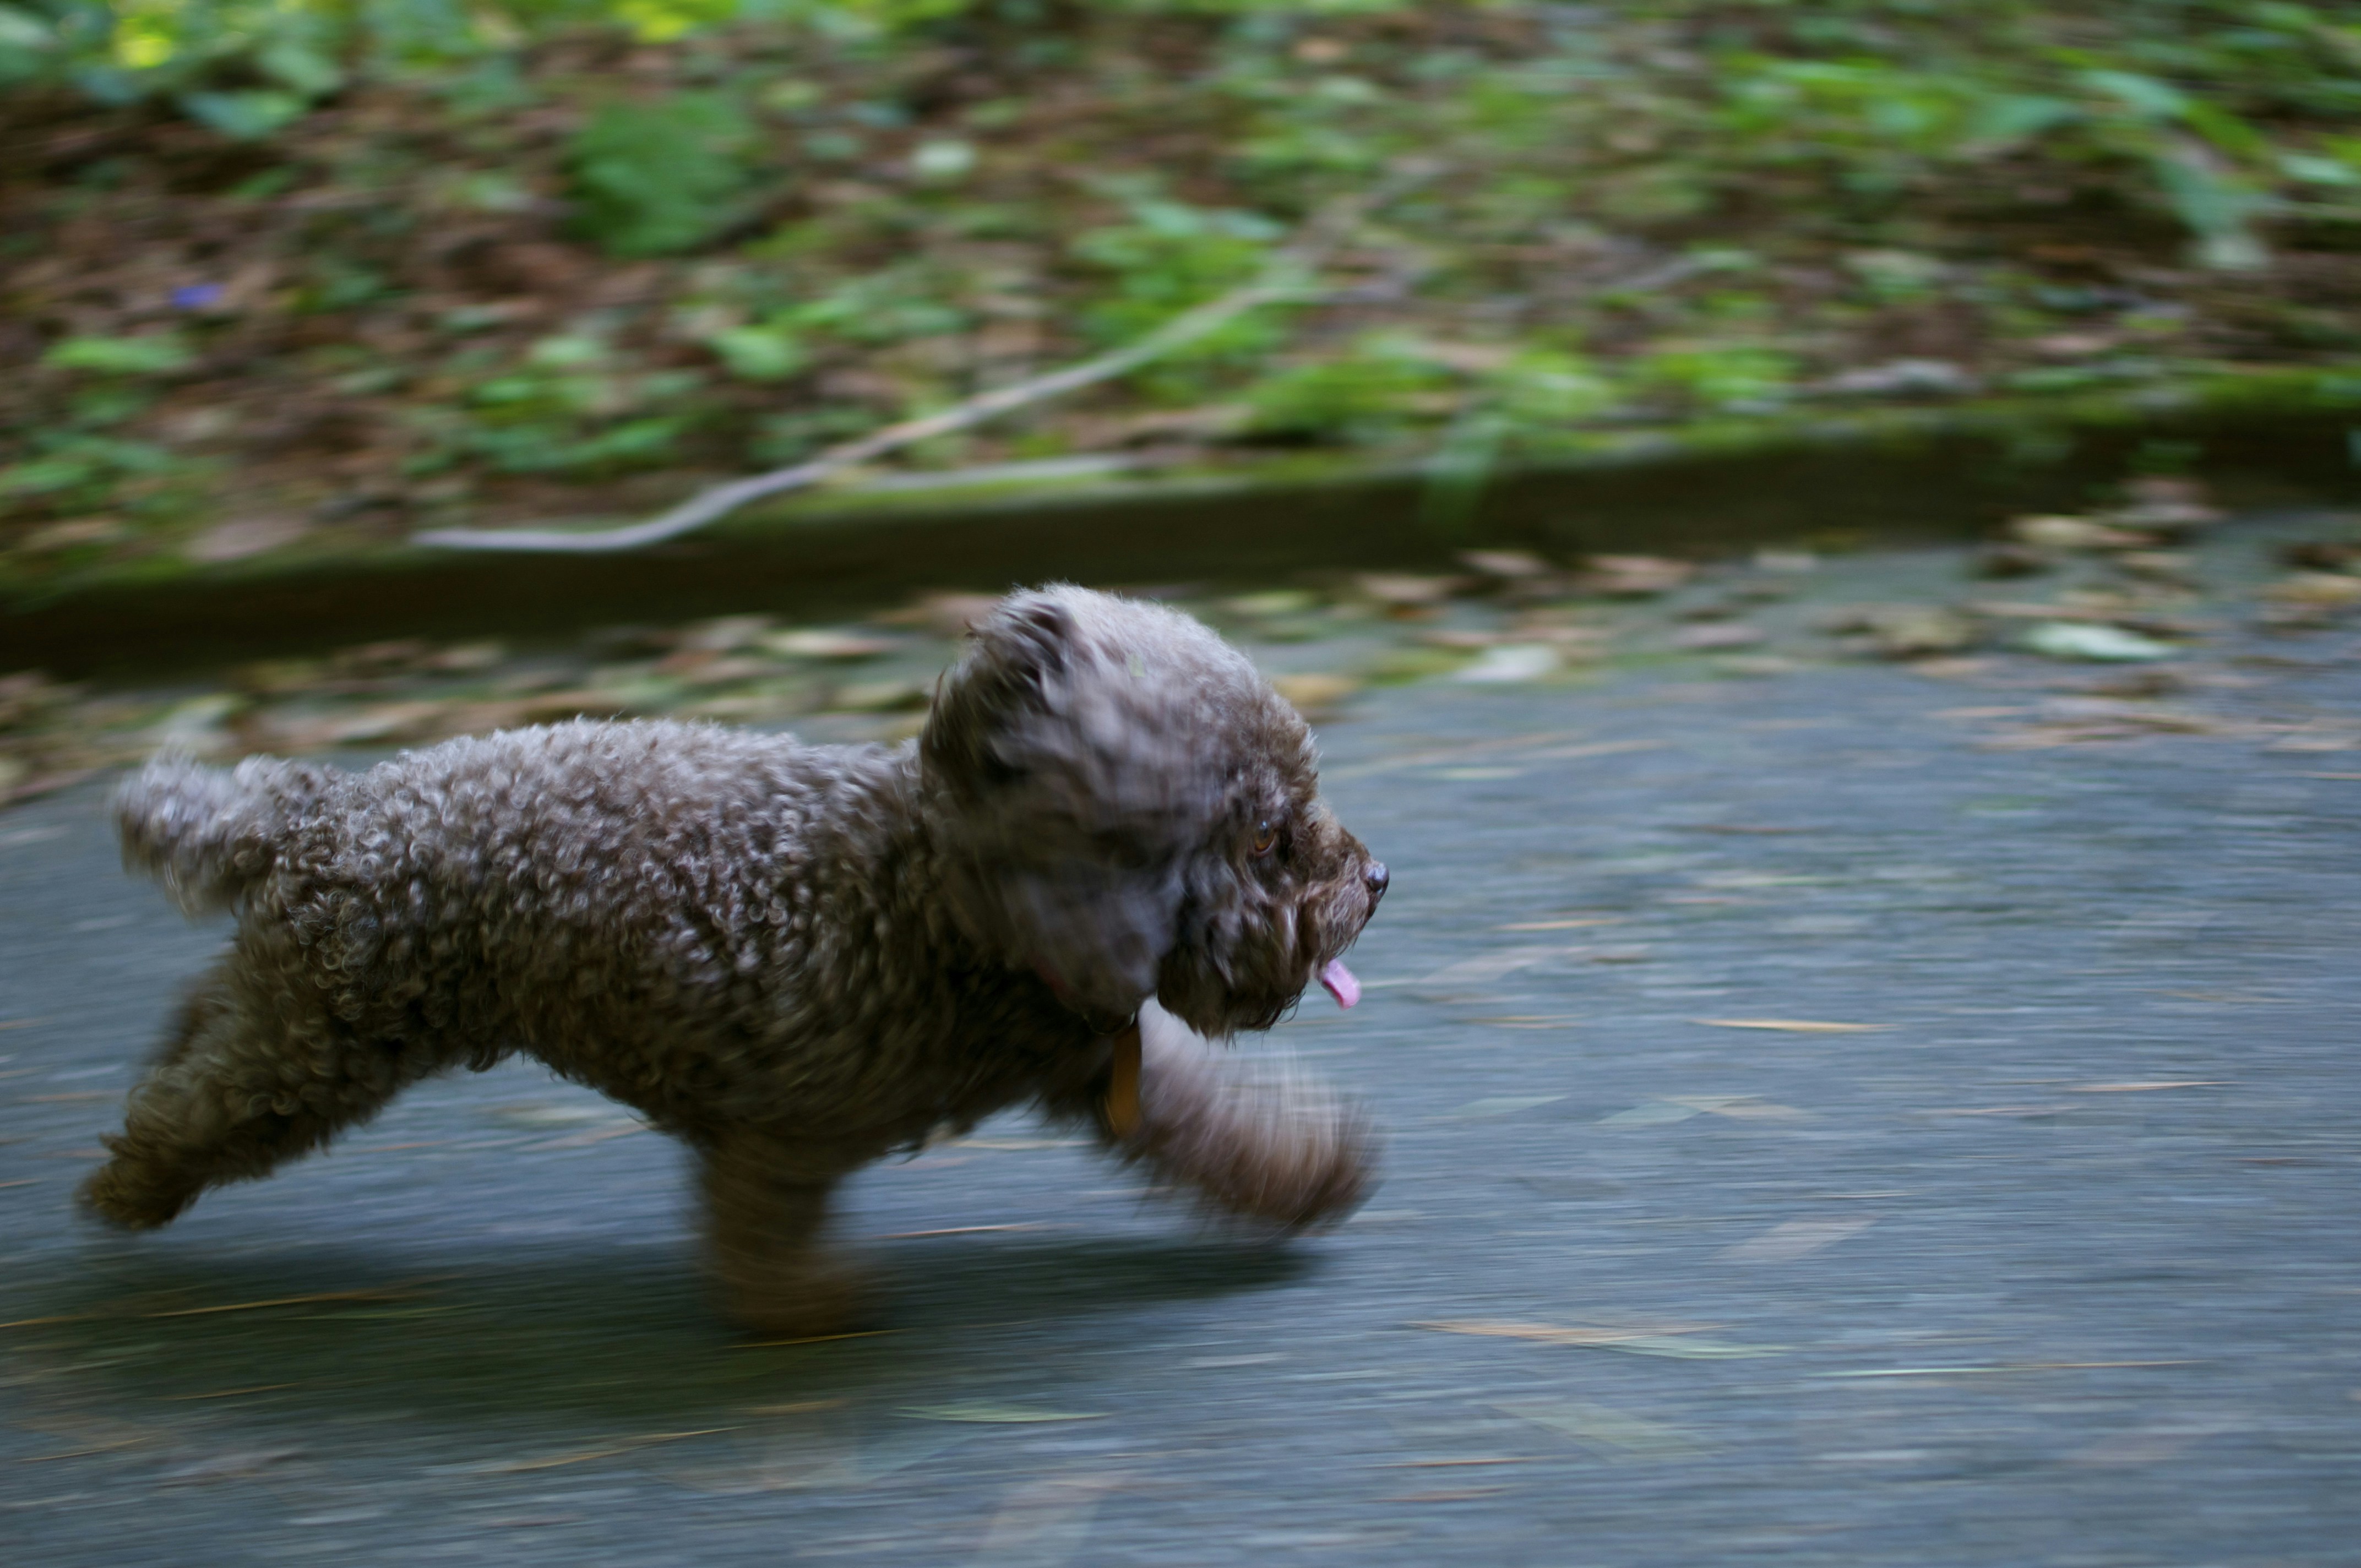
[1244,333,1455,444]
[2152,142,2271,271]
[0,456,97,496]
[567,93,754,257]
[1639,345,1796,409]
[2283,152,2361,187]
[2178,99,2267,159]
[523,334,609,372]
[43,334,194,374]
[254,40,342,98]
[1967,93,2077,144]
[708,324,812,382]
[180,90,309,140]
[2081,69,2189,122]
[1487,349,1617,428]
[0,4,52,51]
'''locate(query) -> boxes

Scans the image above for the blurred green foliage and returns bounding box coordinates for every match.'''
[568,93,758,255]
[425,331,706,474]
[7,0,2361,544]
[1246,333,1454,443]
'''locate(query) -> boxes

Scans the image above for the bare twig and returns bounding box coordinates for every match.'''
[412,174,1429,554]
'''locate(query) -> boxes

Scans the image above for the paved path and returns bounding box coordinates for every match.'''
[4,535,2360,1566]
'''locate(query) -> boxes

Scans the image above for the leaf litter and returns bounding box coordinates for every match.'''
[1412,1320,1782,1360]
[1492,1400,1704,1459]
[898,1403,1106,1425]
[1440,1095,1567,1120]
[1600,1096,1809,1126]
[1694,1019,1892,1033]
[0,484,2352,810]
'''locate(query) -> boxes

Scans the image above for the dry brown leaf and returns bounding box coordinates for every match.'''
[184,514,310,564]
[2069,1080,2225,1093]
[1671,622,1765,651]
[1268,673,1361,718]
[1527,739,1671,761]
[1457,548,1554,580]
[1694,1018,1891,1033]
[1323,729,1591,780]
[1580,555,1695,597]
[1410,1319,1712,1347]
[2009,515,2151,552]
[145,1286,438,1319]
[479,1427,739,1473]
[1354,573,1467,608]
[879,593,1001,637]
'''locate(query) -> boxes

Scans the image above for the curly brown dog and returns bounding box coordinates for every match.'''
[83,585,1386,1334]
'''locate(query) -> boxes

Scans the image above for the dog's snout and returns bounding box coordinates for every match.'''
[1363,862,1389,900]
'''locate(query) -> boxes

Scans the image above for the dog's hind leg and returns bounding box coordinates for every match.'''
[697,1130,873,1338]
[79,957,438,1229]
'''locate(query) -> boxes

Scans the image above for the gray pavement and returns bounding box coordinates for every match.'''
[5,535,2361,1565]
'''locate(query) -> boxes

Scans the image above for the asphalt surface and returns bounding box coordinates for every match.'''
[5,531,2361,1566]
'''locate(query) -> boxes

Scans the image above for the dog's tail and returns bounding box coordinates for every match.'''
[115,752,336,913]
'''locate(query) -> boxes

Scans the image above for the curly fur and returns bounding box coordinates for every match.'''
[84,586,1387,1334]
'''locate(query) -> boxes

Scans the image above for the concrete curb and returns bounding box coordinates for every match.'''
[5,368,2355,674]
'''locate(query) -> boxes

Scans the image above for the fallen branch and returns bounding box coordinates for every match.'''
[413,175,1425,554]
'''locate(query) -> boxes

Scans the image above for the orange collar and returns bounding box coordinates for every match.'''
[1103,1023,1143,1139]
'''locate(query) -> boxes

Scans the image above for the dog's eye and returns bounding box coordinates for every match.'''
[1250,820,1279,858]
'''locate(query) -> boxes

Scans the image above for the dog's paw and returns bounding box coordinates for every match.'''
[714,1254,880,1341]
[76,1158,194,1231]
[1131,1059,1381,1233]
[1207,1095,1380,1232]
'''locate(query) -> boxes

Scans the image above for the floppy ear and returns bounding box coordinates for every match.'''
[922,589,1223,1023]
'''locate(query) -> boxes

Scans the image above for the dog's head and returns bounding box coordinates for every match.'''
[921,585,1386,1036]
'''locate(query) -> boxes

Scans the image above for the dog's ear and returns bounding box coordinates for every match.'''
[922,588,1231,1022]
[920,593,1077,791]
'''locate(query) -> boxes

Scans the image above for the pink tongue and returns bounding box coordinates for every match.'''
[1318,958,1361,1010]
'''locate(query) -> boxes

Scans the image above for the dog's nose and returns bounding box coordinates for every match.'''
[1364,862,1389,900]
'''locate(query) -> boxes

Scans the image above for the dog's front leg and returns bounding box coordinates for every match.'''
[1098,1002,1376,1231]
[696,1130,873,1337]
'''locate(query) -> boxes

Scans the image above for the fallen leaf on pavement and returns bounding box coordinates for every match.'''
[1440,1095,1565,1119]
[1599,1101,1704,1126]
[1493,1399,1701,1457]
[2021,622,2177,662]
[1458,549,1556,581]
[1717,1216,1877,1262]
[1453,644,1560,683]
[478,1428,738,1474]
[761,629,897,660]
[1416,946,1567,986]
[1412,1319,1711,1347]
[1694,1018,1890,1033]
[2009,515,2151,552]
[1580,556,1695,597]
[1323,728,1590,780]
[1356,573,1467,611]
[1412,1320,1779,1359]
[2069,1080,2226,1092]
[899,1403,1104,1424]
[1670,623,1765,651]
[1597,1095,1807,1125]
[1269,672,1361,718]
